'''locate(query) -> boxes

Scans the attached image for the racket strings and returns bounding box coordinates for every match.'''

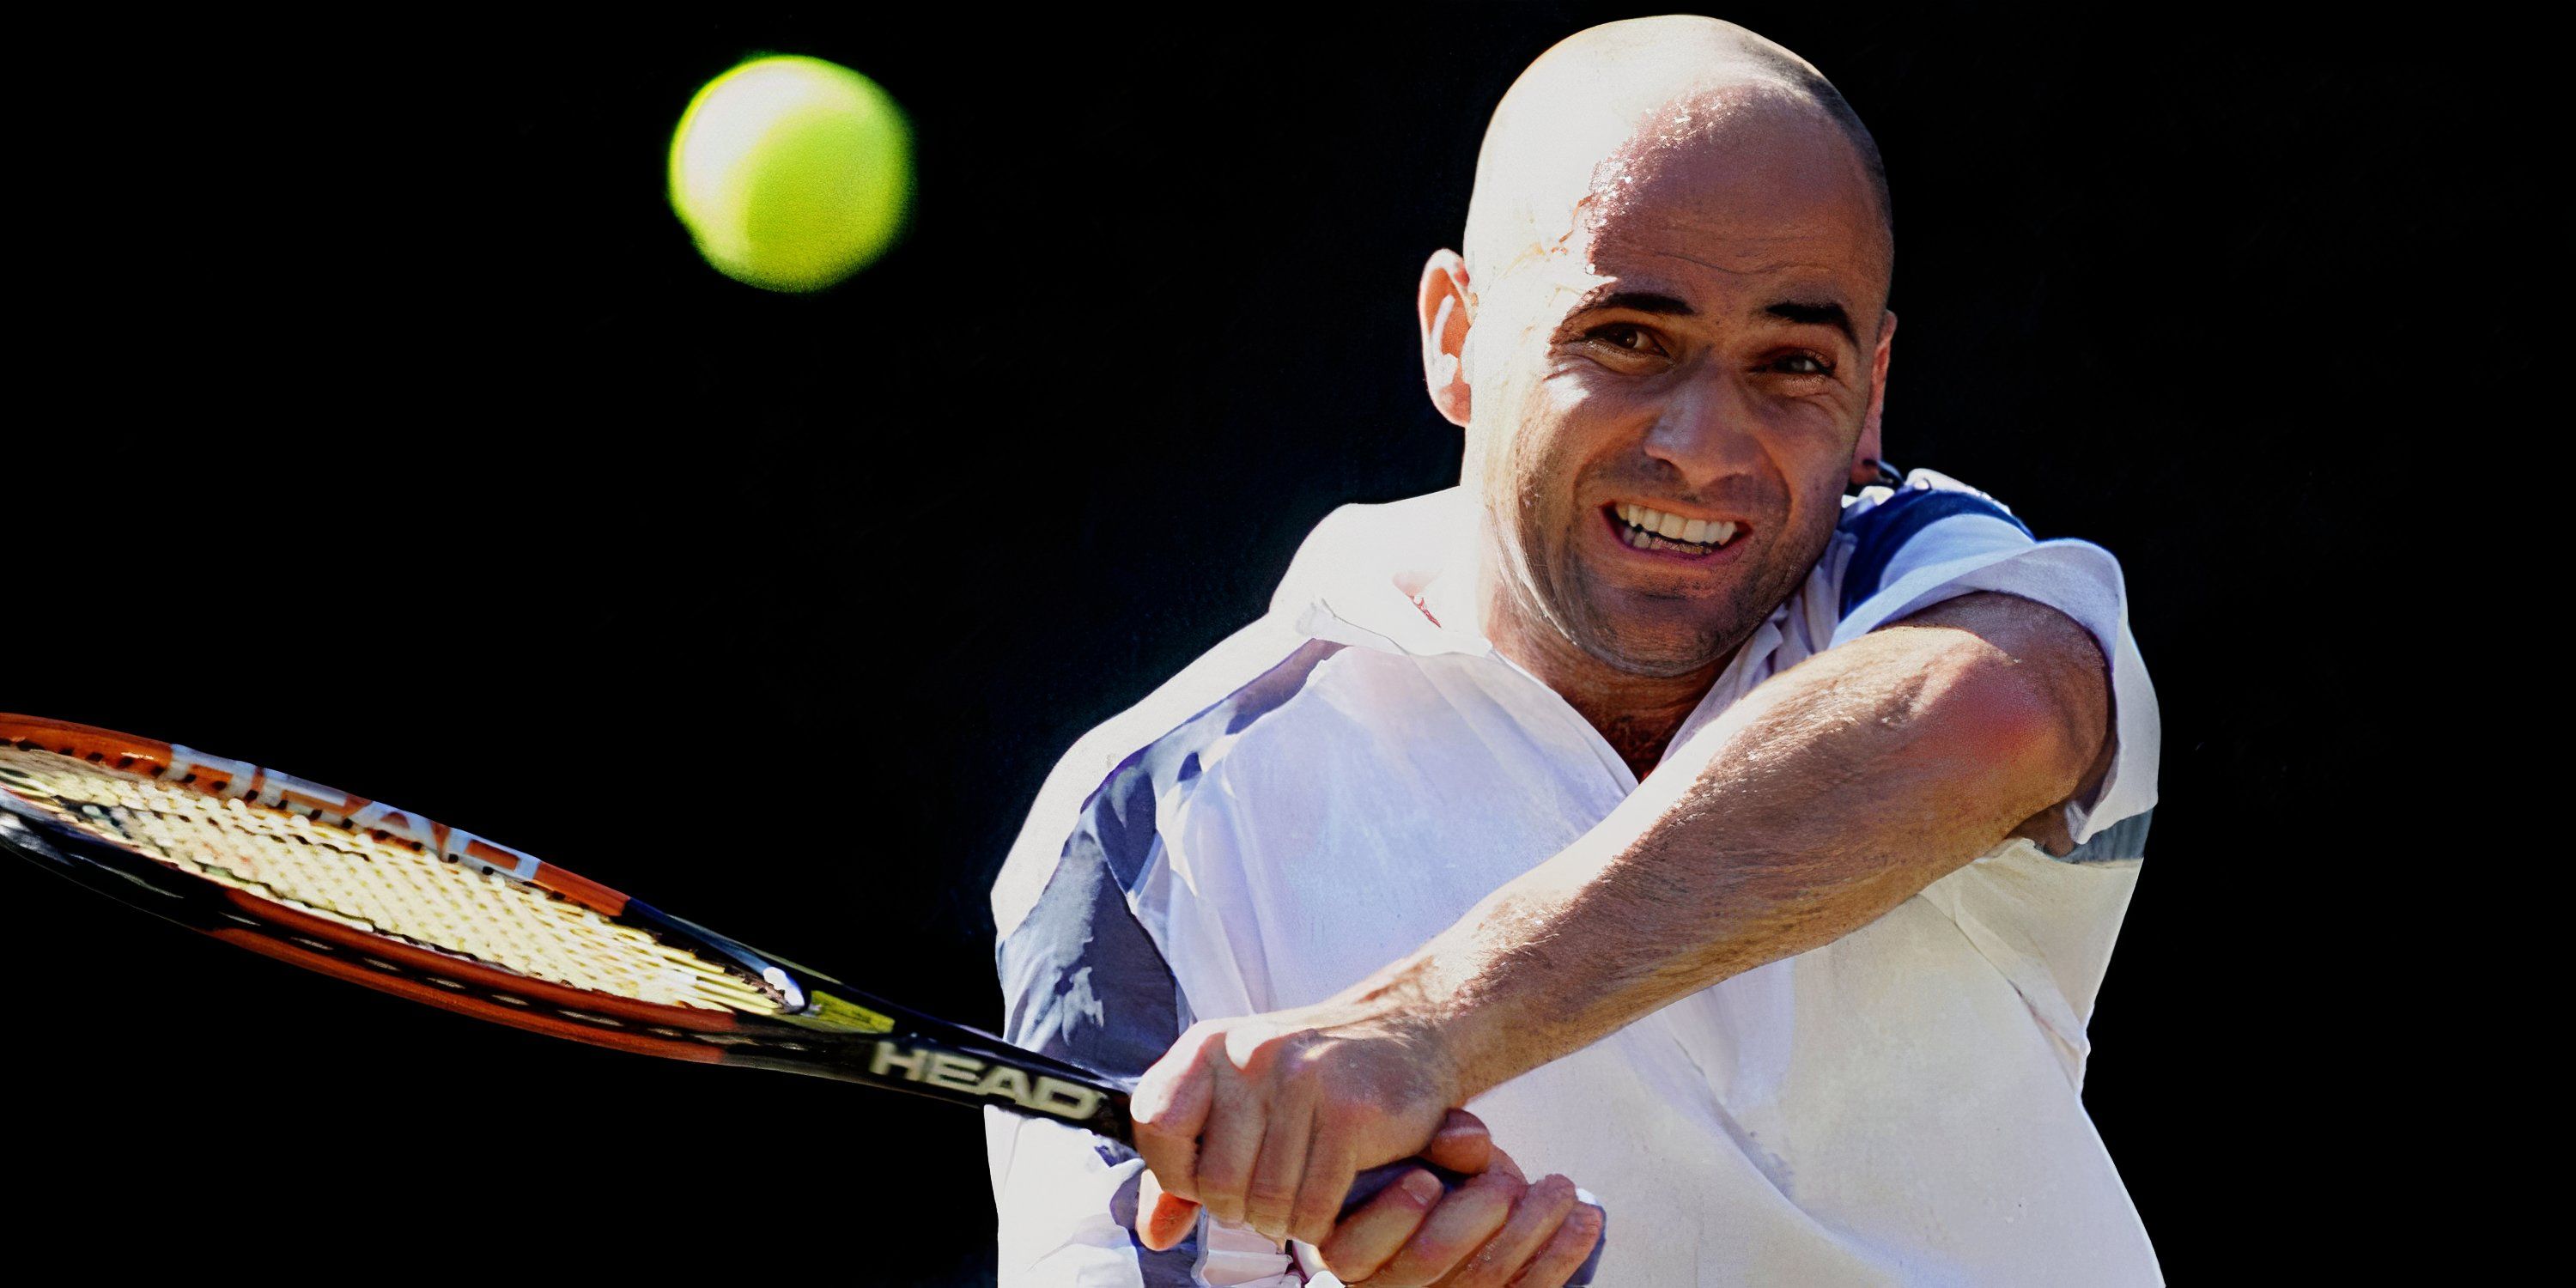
[0,746,781,1016]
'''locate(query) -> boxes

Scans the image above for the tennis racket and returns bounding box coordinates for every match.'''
[0,714,1602,1281]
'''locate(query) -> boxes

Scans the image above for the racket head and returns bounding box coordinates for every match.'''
[3,715,1602,1281]
[0,714,1132,1137]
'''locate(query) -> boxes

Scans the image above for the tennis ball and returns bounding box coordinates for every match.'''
[668,55,911,292]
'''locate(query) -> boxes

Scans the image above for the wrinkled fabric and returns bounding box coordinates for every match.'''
[990,474,2160,1286]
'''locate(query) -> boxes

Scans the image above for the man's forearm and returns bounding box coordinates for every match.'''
[1352,592,2112,1102]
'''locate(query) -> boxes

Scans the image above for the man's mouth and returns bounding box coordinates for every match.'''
[1608,502,1742,556]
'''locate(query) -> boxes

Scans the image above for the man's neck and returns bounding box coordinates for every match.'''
[1479,590,1735,782]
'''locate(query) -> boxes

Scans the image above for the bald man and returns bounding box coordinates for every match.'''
[988,16,2159,1285]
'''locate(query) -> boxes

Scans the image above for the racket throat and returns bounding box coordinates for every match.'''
[861,1040,1107,1119]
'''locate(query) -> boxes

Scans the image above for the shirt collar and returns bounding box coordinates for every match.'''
[1273,488,1495,658]
[1272,486,1806,769]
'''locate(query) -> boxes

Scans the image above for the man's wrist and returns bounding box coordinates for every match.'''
[1323,949,1508,1107]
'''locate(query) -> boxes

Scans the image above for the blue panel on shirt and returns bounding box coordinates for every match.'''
[999,827,1200,1282]
[995,637,1348,1285]
[1000,827,1185,1078]
[2059,807,2152,863]
[1838,487,2033,618]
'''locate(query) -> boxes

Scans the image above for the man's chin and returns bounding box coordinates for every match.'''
[1570,617,1745,680]
[1560,562,1791,679]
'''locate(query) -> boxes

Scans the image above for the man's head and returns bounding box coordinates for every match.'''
[1421,16,1895,684]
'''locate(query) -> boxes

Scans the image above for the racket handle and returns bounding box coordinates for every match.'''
[1337,1161,1607,1285]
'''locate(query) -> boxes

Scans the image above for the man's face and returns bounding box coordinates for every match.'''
[1464,89,1893,679]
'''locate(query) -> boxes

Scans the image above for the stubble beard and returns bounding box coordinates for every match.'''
[1515,494,1838,681]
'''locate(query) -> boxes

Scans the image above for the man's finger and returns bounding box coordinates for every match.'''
[1189,1070,1270,1229]
[1431,1173,1575,1288]
[1370,1166,1525,1285]
[1504,1202,1604,1288]
[1418,1108,1494,1175]
[1315,1167,1445,1283]
[1286,1110,1358,1247]
[1129,1037,1216,1202]
[1243,1091,1315,1242]
[1136,1169,1203,1253]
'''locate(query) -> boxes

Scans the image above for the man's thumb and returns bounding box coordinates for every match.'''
[1137,1168,1203,1250]
[1418,1107,1494,1174]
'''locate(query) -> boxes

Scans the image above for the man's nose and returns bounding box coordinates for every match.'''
[1638,379,1763,491]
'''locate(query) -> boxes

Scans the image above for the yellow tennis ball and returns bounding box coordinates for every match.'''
[668,55,911,292]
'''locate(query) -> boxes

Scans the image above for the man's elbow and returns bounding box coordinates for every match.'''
[1911,605,2111,812]
[1952,663,2102,803]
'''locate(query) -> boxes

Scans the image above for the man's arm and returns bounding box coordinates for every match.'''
[993,637,1610,1285]
[1128,591,2112,1249]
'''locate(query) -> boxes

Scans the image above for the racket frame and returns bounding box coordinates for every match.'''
[0,714,1133,1139]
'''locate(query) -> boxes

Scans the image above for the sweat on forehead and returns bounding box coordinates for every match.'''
[1460,17,1892,297]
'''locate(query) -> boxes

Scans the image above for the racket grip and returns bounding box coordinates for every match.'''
[1336,1160,1607,1285]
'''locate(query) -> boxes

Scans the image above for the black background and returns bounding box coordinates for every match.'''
[12,4,2480,1280]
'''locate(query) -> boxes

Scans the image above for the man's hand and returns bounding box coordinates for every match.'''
[1309,1130,1604,1287]
[1135,1103,1604,1286]
[1130,1000,1459,1247]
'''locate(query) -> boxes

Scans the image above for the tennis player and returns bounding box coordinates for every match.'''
[988,16,2159,1285]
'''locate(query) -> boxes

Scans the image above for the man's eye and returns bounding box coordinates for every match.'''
[1587,324,1666,355]
[1770,353,1833,376]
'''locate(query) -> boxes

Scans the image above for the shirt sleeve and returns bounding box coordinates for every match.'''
[990,751,1206,1286]
[991,631,1353,1285]
[1829,470,2160,848]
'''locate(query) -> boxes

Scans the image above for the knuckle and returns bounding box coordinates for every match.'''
[1383,1241,1462,1282]
[1244,1179,1298,1212]
[1193,1158,1243,1194]
[1244,1024,1325,1074]
[1387,1168,1445,1212]
[1450,1239,1515,1284]
[1290,1212,1336,1248]
[1279,1047,1326,1087]
[1297,1180,1349,1222]
[1299,1188,1358,1241]
[1322,1085,1382,1124]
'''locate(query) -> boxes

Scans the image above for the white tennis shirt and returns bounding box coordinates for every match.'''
[987,471,2161,1285]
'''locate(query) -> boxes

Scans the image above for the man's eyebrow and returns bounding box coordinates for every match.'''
[1573,289,1861,345]
[1765,300,1858,345]
[1571,288,1697,317]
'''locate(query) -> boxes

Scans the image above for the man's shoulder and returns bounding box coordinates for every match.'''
[1835,469,2030,541]
[1829,469,2038,620]
[988,615,1346,939]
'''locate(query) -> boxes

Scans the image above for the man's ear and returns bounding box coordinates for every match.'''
[1418,249,1473,428]
[1847,308,1897,488]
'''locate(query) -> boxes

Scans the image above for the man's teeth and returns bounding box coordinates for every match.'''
[1614,503,1739,550]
